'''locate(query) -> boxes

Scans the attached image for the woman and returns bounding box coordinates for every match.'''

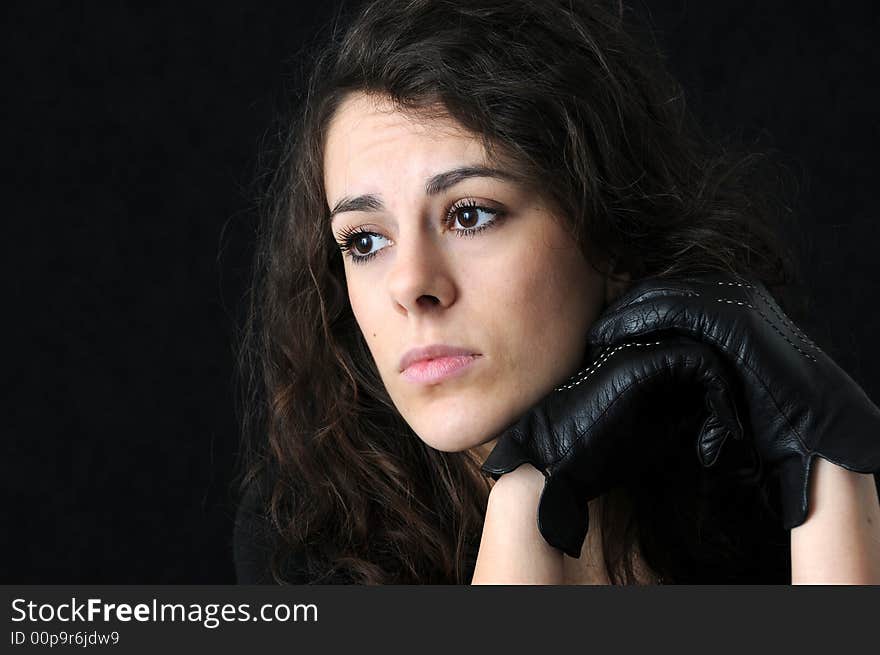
[233,0,880,584]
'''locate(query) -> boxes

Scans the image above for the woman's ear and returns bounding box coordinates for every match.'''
[604,257,631,306]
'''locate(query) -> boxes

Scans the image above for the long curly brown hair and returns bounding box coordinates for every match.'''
[234,0,811,584]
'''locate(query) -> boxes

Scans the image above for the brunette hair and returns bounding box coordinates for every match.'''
[235,0,809,584]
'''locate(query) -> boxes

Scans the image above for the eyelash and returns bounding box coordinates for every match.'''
[335,198,506,265]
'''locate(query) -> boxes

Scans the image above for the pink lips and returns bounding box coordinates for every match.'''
[399,344,482,385]
[401,355,481,384]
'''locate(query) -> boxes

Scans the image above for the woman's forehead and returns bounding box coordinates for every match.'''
[324,94,488,203]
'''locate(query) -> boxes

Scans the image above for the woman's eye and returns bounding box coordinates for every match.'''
[339,231,390,264]
[337,199,505,266]
[448,203,499,233]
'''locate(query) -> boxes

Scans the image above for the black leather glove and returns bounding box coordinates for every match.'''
[585,272,880,530]
[480,330,747,559]
[481,272,880,559]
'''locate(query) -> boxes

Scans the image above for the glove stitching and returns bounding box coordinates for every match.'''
[715,298,817,362]
[747,285,824,353]
[714,279,822,353]
[712,297,817,363]
[553,341,663,392]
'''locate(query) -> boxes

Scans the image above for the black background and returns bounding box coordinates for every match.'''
[5,1,879,583]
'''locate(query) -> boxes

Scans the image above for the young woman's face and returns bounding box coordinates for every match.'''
[324,92,614,457]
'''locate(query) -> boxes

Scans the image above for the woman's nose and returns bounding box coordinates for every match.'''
[386,229,456,316]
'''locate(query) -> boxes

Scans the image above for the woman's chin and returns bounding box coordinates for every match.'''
[415,431,489,454]
[396,397,523,454]
[407,415,502,454]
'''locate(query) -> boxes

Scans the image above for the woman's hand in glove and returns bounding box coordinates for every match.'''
[584,272,880,531]
[480,330,746,559]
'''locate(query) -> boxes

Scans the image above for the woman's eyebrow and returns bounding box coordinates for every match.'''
[328,165,517,222]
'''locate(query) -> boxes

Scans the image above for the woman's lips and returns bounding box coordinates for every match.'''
[402,355,482,385]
